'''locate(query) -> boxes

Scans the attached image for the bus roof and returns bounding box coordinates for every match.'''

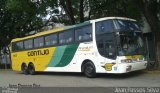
[11,17,136,42]
[90,17,136,22]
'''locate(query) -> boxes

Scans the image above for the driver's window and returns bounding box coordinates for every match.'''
[105,42,116,59]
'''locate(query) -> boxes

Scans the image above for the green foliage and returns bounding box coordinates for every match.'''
[0,0,160,52]
[0,0,58,50]
[88,0,141,21]
[57,0,142,24]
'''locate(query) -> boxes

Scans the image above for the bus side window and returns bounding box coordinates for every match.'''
[24,39,33,49]
[45,34,57,46]
[12,41,23,51]
[34,37,44,48]
[75,25,92,42]
[59,30,73,44]
[75,28,82,41]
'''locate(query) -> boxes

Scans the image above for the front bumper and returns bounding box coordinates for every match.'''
[114,61,147,73]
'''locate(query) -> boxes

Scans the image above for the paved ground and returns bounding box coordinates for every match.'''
[0,70,160,87]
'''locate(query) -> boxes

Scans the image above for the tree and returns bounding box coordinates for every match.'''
[0,0,58,53]
[58,0,142,24]
[58,0,90,24]
[134,0,160,69]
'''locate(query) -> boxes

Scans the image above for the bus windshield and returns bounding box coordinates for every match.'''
[113,19,145,56]
[117,31,145,56]
[95,19,145,58]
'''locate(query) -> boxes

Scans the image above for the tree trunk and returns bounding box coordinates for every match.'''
[79,0,84,23]
[59,0,75,24]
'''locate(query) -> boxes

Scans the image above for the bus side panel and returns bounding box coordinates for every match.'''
[11,52,34,71]
[45,42,98,72]
[11,53,23,71]
[11,47,56,72]
[47,44,79,67]
[33,47,56,71]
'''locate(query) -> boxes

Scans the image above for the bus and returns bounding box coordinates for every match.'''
[10,17,147,78]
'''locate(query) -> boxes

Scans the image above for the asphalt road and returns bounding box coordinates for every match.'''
[0,70,160,87]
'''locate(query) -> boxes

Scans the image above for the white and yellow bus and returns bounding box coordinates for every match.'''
[10,17,147,78]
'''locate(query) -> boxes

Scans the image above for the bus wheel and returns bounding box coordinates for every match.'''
[28,64,35,75]
[83,62,96,78]
[21,64,28,75]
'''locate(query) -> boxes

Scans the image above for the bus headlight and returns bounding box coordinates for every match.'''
[126,65,132,71]
[121,59,132,63]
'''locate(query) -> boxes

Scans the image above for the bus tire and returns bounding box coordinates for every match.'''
[28,63,35,75]
[21,63,28,75]
[83,62,96,78]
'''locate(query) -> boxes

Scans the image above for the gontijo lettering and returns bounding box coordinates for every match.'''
[28,49,49,56]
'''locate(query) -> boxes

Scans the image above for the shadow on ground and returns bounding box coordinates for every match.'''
[17,70,146,79]
[97,71,145,79]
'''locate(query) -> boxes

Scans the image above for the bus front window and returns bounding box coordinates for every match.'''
[117,31,145,56]
[113,19,145,56]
